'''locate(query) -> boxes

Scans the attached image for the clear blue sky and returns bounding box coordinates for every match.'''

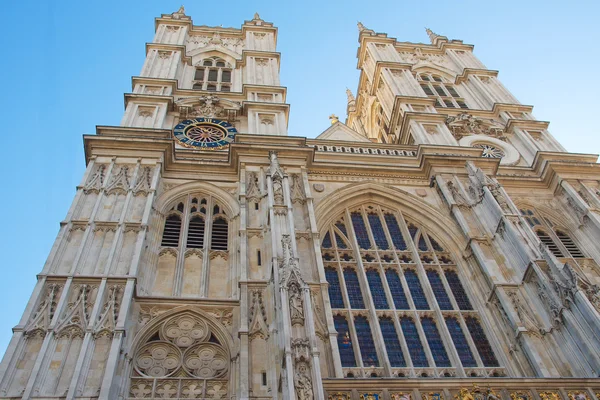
[0,0,598,355]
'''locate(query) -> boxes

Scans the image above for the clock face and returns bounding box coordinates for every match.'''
[173,118,237,150]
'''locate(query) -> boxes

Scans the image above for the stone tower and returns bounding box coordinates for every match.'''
[1,8,600,400]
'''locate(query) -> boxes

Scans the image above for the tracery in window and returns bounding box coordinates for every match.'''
[156,194,231,297]
[334,315,356,367]
[519,207,585,258]
[417,72,468,109]
[193,57,232,92]
[321,204,500,376]
[472,143,505,159]
[379,317,406,367]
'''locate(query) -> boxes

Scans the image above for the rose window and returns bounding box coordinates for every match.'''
[183,343,228,378]
[473,143,505,159]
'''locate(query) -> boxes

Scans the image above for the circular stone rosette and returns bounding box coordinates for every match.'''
[183,343,229,379]
[135,341,182,378]
[173,118,237,150]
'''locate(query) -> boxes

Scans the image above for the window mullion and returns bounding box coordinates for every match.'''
[200,196,213,298]
[457,314,484,367]
[173,195,192,297]
[393,211,418,310]
[344,207,386,374]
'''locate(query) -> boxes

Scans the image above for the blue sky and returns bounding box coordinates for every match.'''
[0,0,598,355]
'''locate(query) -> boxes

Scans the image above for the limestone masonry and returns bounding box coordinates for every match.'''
[1,7,600,400]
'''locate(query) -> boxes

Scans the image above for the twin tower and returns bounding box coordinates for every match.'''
[1,7,600,400]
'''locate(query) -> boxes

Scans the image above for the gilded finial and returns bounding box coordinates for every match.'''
[329,114,339,124]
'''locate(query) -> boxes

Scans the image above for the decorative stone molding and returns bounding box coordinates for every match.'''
[291,174,306,204]
[84,164,105,194]
[133,166,153,196]
[313,144,416,157]
[105,165,131,195]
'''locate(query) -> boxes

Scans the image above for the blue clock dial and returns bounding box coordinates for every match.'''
[173,118,237,150]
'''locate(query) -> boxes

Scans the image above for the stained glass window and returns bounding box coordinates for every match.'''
[417,235,429,251]
[355,316,379,367]
[385,269,410,309]
[404,269,429,310]
[343,268,365,309]
[384,213,407,250]
[335,221,348,236]
[400,317,428,367]
[407,223,418,239]
[421,317,450,367]
[426,269,453,310]
[368,213,389,249]
[445,317,476,367]
[334,232,348,249]
[351,212,372,249]
[465,317,499,367]
[444,270,473,310]
[334,315,356,367]
[325,267,345,308]
[366,269,389,309]
[379,317,406,367]
[322,231,332,248]
[430,237,444,252]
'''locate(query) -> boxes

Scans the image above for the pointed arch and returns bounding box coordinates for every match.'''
[411,62,457,81]
[130,306,234,356]
[315,182,467,253]
[189,47,240,64]
[156,181,239,218]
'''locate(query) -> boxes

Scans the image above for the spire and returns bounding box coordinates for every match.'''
[253,12,261,20]
[346,88,355,104]
[425,27,447,45]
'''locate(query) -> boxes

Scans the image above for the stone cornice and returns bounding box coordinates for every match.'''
[455,68,499,84]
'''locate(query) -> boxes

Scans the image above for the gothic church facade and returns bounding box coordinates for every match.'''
[1,7,600,400]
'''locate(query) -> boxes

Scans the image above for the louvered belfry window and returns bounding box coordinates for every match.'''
[160,195,229,252]
[321,204,500,376]
[520,208,585,258]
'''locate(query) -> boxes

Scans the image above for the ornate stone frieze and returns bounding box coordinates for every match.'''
[313,144,416,157]
[186,33,244,54]
[205,308,233,328]
[445,113,506,141]
[454,384,500,400]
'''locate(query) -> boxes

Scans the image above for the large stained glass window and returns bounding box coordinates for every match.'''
[366,269,388,309]
[368,213,389,249]
[421,317,450,367]
[354,316,379,367]
[384,213,407,250]
[400,316,428,367]
[325,267,344,308]
[351,212,371,249]
[321,204,501,376]
[343,268,365,309]
[444,270,473,310]
[379,317,406,367]
[465,317,499,367]
[404,269,429,310]
[426,269,453,310]
[385,269,409,309]
[445,317,476,367]
[334,315,356,367]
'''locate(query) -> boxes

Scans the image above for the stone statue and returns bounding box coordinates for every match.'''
[289,284,304,323]
[294,362,313,400]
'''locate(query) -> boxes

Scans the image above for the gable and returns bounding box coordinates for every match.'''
[316,122,371,142]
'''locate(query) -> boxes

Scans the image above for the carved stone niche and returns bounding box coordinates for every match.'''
[175,95,241,122]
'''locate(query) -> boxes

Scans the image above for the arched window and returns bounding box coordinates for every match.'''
[321,204,500,376]
[161,214,182,247]
[193,57,232,92]
[520,207,585,258]
[156,195,231,297]
[417,72,468,109]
